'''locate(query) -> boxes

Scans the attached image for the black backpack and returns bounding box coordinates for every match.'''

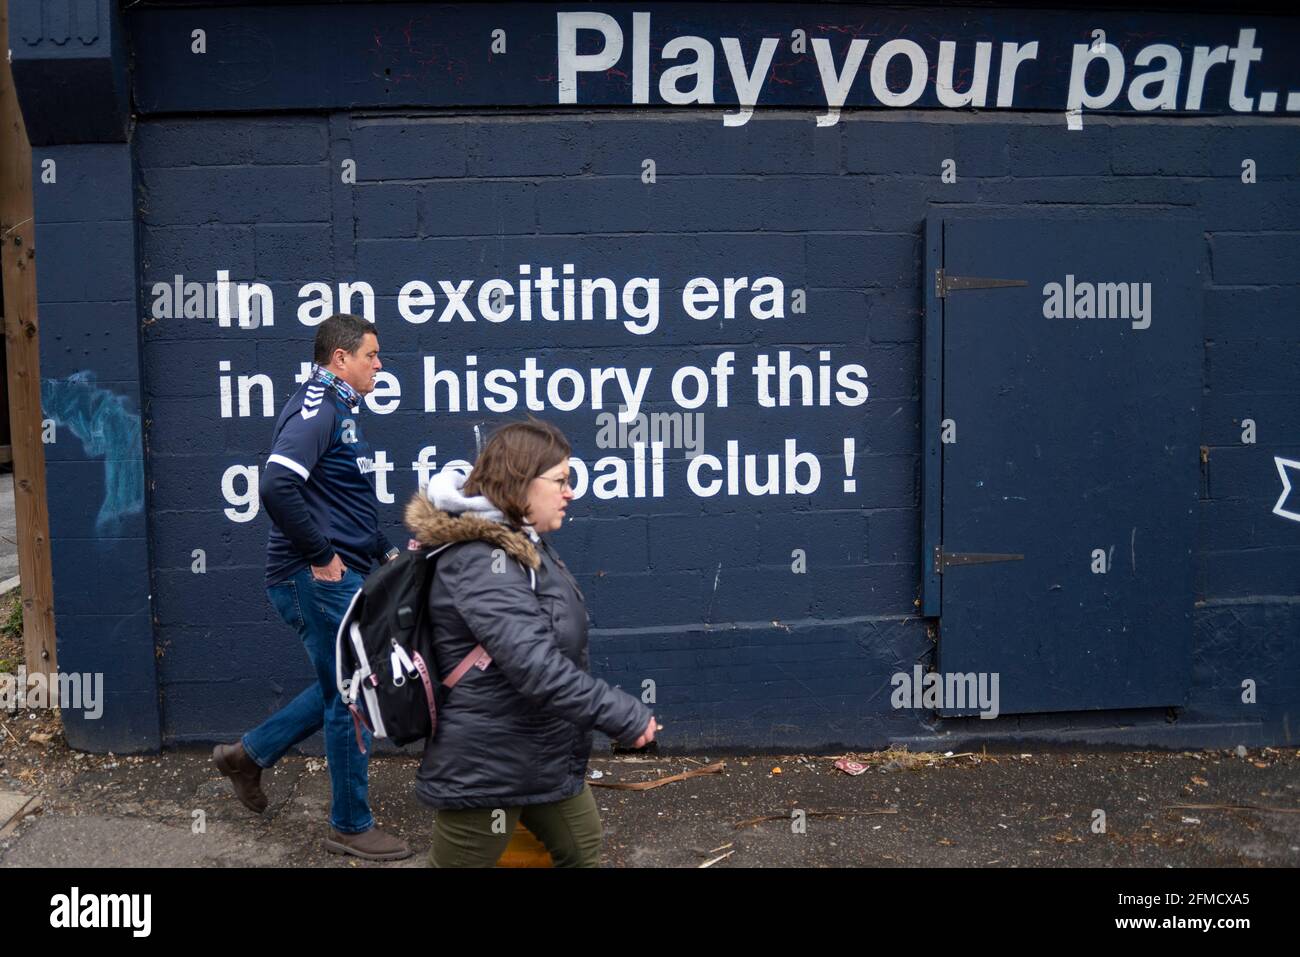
[334,544,535,749]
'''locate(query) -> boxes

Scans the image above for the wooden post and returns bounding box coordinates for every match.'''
[0,0,58,677]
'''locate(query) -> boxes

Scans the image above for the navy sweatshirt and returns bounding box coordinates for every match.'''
[261,378,394,586]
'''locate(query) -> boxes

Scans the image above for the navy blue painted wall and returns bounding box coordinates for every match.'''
[14,1,1300,753]
[135,111,1300,752]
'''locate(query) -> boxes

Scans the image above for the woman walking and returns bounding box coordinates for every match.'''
[404,418,658,867]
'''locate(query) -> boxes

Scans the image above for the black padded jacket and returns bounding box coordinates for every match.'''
[404,492,653,809]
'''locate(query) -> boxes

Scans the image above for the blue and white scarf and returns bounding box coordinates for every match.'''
[310,363,361,411]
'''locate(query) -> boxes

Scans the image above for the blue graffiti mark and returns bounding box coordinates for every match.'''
[41,372,144,534]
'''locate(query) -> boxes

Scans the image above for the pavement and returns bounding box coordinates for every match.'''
[1,743,1297,867]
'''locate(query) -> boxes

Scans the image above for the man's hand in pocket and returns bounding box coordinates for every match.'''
[311,555,348,582]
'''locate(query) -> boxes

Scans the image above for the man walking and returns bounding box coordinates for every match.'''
[213,313,411,861]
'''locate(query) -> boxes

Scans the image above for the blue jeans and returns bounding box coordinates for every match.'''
[242,566,374,834]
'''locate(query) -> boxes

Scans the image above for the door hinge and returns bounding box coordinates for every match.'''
[934,268,1028,299]
[933,546,1025,574]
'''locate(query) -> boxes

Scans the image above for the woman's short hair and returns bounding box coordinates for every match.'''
[465,417,572,527]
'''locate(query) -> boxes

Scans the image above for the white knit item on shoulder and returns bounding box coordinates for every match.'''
[426,465,543,542]
[426,466,506,523]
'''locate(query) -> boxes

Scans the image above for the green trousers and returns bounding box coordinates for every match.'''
[428,783,603,868]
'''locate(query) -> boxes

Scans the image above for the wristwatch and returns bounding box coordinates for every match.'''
[384,546,401,563]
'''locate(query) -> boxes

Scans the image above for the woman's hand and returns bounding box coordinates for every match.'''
[632,715,659,748]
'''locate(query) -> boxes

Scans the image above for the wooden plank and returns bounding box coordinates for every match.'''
[0,0,57,676]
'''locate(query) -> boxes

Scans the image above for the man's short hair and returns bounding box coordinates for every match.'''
[313,313,374,366]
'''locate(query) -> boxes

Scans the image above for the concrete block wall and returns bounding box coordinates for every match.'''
[132,110,1300,750]
[32,142,158,752]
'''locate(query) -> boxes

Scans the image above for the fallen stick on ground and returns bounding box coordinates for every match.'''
[826,749,979,765]
[589,760,726,790]
[1164,803,1300,815]
[734,808,898,829]
[698,849,735,868]
[0,795,42,840]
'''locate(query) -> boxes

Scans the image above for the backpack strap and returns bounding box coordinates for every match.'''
[443,644,491,688]
[436,547,539,691]
[348,704,369,755]
[411,651,440,738]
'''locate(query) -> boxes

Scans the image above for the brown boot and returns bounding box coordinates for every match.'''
[212,742,268,814]
[324,826,413,862]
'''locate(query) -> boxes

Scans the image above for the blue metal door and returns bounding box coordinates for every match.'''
[923,212,1201,714]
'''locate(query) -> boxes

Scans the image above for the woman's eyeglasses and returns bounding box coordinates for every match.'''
[539,472,574,490]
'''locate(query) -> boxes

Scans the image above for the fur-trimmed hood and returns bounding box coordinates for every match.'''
[403,492,540,570]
